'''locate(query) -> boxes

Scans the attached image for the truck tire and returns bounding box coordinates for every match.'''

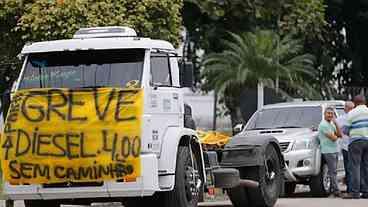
[227,186,249,207]
[24,200,60,207]
[282,183,296,197]
[309,162,329,197]
[242,145,283,207]
[158,146,202,207]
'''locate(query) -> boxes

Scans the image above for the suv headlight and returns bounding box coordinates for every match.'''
[292,139,315,151]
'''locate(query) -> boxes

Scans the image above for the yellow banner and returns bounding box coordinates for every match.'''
[1,88,143,185]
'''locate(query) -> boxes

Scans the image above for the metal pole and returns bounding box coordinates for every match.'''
[257,81,264,110]
[276,5,281,94]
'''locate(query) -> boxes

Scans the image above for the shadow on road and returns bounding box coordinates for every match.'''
[286,183,347,198]
[288,192,315,198]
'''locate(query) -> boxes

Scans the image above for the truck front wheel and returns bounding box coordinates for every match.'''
[227,186,249,207]
[158,145,202,207]
[230,144,283,207]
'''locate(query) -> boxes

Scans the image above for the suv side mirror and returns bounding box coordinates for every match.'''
[180,62,194,88]
[233,123,244,135]
[17,53,24,61]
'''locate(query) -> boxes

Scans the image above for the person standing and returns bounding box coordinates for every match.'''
[318,107,342,197]
[343,95,368,199]
[336,101,355,194]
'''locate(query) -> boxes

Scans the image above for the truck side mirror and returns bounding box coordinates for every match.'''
[1,90,11,121]
[233,123,244,135]
[180,62,194,88]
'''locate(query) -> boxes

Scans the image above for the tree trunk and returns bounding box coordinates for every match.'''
[223,87,244,134]
[213,91,218,131]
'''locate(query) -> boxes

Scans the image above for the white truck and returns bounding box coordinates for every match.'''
[1,26,284,207]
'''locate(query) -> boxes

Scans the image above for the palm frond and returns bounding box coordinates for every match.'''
[202,29,317,100]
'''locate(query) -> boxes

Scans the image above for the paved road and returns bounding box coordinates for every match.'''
[2,198,368,207]
[1,186,366,207]
[200,199,368,207]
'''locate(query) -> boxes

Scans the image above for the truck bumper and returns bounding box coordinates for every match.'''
[283,149,319,182]
[3,154,160,200]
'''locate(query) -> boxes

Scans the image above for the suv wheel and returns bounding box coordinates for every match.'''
[309,163,330,197]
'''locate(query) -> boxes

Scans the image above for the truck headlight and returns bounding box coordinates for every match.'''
[292,139,314,151]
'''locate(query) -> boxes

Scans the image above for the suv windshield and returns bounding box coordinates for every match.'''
[246,106,322,130]
[19,49,145,89]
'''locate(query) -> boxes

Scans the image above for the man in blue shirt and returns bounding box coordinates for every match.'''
[318,106,342,197]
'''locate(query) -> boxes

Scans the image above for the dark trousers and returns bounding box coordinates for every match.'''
[323,153,339,193]
[342,149,352,193]
[349,140,368,195]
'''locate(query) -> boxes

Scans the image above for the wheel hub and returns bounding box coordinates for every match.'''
[265,159,276,182]
[185,165,201,201]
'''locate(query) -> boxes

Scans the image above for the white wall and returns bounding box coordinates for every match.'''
[183,89,231,131]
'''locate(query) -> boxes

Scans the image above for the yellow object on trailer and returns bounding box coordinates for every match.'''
[197,131,230,149]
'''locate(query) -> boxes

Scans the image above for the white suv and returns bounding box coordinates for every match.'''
[241,101,345,196]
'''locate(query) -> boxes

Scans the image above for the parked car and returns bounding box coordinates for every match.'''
[236,101,345,197]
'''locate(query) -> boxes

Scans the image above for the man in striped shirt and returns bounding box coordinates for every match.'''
[343,95,368,199]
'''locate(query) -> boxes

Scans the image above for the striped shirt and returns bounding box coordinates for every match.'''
[346,105,368,144]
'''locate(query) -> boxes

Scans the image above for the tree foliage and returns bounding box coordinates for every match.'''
[279,0,326,40]
[202,30,316,126]
[325,0,368,95]
[183,0,326,89]
[183,0,326,51]
[185,0,368,99]
[16,0,182,46]
[0,0,183,95]
[0,0,25,94]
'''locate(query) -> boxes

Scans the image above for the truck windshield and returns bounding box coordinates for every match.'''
[18,49,145,89]
[246,106,322,130]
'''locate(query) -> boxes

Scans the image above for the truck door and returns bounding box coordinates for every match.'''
[145,51,182,154]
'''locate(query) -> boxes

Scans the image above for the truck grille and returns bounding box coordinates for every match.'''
[279,142,291,152]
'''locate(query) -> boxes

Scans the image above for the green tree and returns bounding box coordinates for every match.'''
[0,0,27,95]
[16,0,182,46]
[202,30,316,126]
[324,0,368,97]
[0,0,183,95]
[183,0,326,92]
